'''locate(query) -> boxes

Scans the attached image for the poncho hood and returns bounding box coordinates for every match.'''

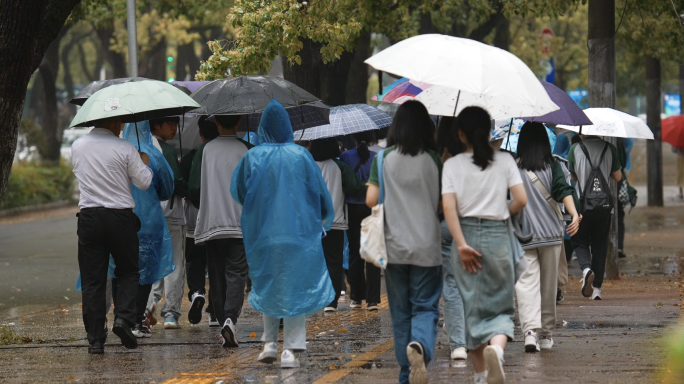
[258,99,294,144]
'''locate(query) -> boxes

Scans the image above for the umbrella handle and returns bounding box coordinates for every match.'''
[506,118,513,151]
[134,120,141,150]
[452,90,461,117]
[579,125,583,135]
[179,114,184,158]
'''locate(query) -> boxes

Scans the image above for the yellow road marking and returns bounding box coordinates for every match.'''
[311,338,394,384]
[162,295,391,384]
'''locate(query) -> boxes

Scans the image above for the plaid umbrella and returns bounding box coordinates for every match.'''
[293,104,392,141]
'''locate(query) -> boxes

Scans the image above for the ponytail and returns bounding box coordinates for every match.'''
[353,131,375,164]
[457,107,494,170]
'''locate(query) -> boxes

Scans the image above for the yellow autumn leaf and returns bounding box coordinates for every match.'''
[337,328,347,333]
[250,331,257,338]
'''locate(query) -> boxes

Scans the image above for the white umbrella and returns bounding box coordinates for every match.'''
[557,108,654,139]
[364,34,559,118]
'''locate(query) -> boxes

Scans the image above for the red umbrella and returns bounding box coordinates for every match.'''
[662,115,684,148]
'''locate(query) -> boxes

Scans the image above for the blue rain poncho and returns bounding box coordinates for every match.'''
[230,99,335,318]
[119,121,175,284]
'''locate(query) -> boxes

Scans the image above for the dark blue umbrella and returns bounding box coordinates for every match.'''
[519,81,592,126]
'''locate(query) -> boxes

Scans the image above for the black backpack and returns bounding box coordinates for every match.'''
[578,142,613,213]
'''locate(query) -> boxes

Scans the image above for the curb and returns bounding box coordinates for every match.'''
[0,200,77,218]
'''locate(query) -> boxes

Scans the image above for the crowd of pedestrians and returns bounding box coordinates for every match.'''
[71,95,625,384]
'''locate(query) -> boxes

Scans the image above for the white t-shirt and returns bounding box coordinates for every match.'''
[442,151,522,220]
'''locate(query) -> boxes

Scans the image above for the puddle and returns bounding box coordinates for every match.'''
[563,321,665,329]
[618,251,684,275]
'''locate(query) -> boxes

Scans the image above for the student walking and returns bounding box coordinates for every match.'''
[72,117,152,353]
[366,101,443,384]
[340,132,380,311]
[147,116,189,330]
[442,107,527,384]
[568,135,622,300]
[181,116,219,325]
[309,138,365,312]
[514,122,580,353]
[231,99,335,368]
[189,114,253,347]
[435,116,468,361]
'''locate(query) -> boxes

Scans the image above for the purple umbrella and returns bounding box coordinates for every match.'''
[171,80,209,93]
[519,81,592,126]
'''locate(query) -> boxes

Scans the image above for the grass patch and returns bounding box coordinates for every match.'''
[0,325,35,345]
[1,162,74,209]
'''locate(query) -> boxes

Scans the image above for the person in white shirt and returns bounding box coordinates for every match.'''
[71,117,152,354]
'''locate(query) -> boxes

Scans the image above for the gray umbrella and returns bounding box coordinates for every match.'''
[293,104,392,141]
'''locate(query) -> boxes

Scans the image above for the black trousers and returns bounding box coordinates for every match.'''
[571,210,611,288]
[78,208,140,344]
[206,238,248,325]
[322,229,345,308]
[347,204,381,304]
[186,237,207,298]
[111,279,152,325]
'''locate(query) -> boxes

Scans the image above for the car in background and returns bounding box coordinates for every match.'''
[61,127,93,162]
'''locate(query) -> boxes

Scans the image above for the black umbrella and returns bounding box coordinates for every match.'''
[70,77,153,106]
[190,76,328,116]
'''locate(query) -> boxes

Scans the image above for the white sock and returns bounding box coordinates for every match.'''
[474,370,487,381]
[583,268,591,276]
[491,345,504,362]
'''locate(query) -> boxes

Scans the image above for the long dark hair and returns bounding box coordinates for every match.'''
[457,106,494,170]
[436,116,465,157]
[353,131,375,164]
[517,122,554,172]
[309,137,340,161]
[386,100,436,156]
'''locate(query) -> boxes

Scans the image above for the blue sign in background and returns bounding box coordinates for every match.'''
[664,94,681,116]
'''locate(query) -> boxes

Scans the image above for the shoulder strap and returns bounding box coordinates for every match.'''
[525,170,563,221]
[378,149,385,204]
[354,159,364,173]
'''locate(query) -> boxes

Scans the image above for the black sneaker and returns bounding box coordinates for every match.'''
[618,250,626,259]
[112,319,138,349]
[350,300,363,309]
[556,289,564,304]
[366,302,379,311]
[88,341,104,354]
[188,292,206,325]
[220,319,239,348]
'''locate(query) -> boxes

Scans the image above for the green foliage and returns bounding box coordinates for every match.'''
[1,163,75,210]
[0,326,34,345]
[18,119,49,160]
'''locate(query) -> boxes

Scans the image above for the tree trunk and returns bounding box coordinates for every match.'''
[38,26,69,164]
[139,39,167,81]
[346,33,371,104]
[282,39,322,99]
[493,16,510,51]
[177,42,201,81]
[588,0,619,279]
[95,26,128,78]
[321,51,353,107]
[0,0,80,203]
[646,56,663,207]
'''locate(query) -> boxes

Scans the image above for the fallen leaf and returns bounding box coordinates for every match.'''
[250,331,257,338]
[337,328,347,333]
[329,365,336,370]
[68,376,74,380]
[21,318,26,322]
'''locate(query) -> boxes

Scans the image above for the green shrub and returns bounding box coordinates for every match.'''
[1,162,75,209]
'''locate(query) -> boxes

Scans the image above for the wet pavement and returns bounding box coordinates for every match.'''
[1,203,684,383]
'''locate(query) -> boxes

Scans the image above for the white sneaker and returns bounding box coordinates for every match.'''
[483,345,505,384]
[323,306,337,312]
[163,313,180,329]
[539,336,554,350]
[591,287,602,300]
[280,349,300,368]
[220,318,239,348]
[208,313,220,327]
[474,371,488,384]
[580,268,595,297]
[451,347,467,360]
[406,342,428,384]
[340,290,346,295]
[188,292,205,325]
[524,330,539,353]
[257,342,278,364]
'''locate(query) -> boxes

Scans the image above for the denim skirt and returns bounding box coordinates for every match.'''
[451,217,515,350]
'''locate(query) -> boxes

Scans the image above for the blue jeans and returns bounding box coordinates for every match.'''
[440,220,467,350]
[385,264,442,384]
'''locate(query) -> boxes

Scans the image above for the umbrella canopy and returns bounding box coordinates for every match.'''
[557,108,654,139]
[70,77,152,106]
[190,76,325,115]
[372,77,428,104]
[171,80,209,93]
[490,119,556,153]
[69,80,201,128]
[518,81,593,126]
[364,34,559,118]
[237,101,330,132]
[661,115,684,148]
[293,104,392,141]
